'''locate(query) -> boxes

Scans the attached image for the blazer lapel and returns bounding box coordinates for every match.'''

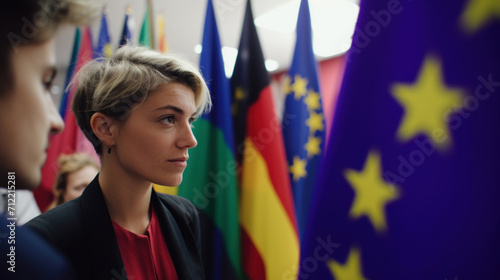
[80,175,125,280]
[152,190,200,279]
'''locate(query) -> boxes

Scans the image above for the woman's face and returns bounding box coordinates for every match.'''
[113,82,198,186]
[63,165,99,203]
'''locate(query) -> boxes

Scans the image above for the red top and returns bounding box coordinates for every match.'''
[112,208,178,280]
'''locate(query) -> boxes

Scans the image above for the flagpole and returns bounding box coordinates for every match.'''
[147,0,155,49]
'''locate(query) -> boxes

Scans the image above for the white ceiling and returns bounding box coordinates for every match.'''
[52,0,359,98]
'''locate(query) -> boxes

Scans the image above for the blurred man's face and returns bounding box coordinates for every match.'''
[0,38,64,189]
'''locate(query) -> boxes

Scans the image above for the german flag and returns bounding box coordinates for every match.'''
[231,1,299,278]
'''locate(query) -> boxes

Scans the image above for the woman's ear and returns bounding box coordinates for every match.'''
[90,113,117,149]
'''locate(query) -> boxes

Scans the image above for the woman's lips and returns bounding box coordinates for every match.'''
[168,157,188,167]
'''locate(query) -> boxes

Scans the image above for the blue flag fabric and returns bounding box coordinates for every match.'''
[59,28,80,118]
[119,13,132,47]
[96,10,112,57]
[282,0,325,240]
[299,0,500,279]
[199,0,235,152]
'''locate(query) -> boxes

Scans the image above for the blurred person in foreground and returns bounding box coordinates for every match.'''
[28,45,211,280]
[47,153,99,210]
[0,0,95,279]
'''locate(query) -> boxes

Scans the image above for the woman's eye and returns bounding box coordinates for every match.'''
[43,70,56,91]
[190,118,197,128]
[43,77,54,91]
[44,81,53,91]
[162,116,175,124]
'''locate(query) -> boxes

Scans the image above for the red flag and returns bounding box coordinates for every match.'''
[34,27,97,212]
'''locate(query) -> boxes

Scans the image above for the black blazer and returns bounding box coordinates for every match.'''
[27,175,204,280]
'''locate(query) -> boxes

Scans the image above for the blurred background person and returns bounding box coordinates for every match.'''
[48,153,99,210]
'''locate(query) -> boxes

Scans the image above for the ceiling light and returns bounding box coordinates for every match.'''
[194,44,202,54]
[265,59,280,72]
[311,0,359,57]
[222,46,238,78]
[254,1,300,33]
[255,0,360,58]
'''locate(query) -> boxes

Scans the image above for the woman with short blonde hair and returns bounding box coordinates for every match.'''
[72,45,211,155]
[28,45,211,279]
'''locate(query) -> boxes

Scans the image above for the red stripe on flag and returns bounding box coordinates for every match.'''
[241,227,266,279]
[246,85,297,231]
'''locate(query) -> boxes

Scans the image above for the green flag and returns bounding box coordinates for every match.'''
[178,0,242,278]
[138,7,152,48]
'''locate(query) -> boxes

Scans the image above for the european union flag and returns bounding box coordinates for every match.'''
[282,0,325,239]
[96,10,112,57]
[300,0,500,279]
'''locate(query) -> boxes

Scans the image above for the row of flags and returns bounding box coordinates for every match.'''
[37,0,325,278]
[182,0,500,278]
[180,0,314,278]
[98,5,168,58]
[35,0,500,278]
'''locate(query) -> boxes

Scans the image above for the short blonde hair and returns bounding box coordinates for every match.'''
[71,45,212,155]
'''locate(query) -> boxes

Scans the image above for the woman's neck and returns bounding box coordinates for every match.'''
[98,161,152,235]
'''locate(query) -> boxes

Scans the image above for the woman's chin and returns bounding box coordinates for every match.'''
[154,176,183,188]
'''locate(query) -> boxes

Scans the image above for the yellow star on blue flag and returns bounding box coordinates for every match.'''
[299,0,500,278]
[282,0,325,239]
[391,56,465,152]
[344,150,400,233]
[327,247,368,280]
[461,0,500,33]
